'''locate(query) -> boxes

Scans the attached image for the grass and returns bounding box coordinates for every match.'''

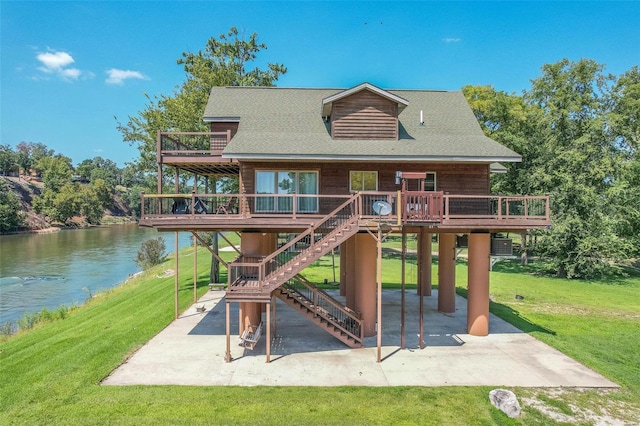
[1,243,639,424]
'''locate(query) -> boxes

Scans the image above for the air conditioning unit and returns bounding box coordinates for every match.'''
[491,238,513,256]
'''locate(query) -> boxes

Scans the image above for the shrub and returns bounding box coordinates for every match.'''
[136,237,167,270]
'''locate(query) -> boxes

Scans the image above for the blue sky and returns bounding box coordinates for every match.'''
[2,1,639,167]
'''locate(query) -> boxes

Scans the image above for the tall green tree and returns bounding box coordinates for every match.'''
[465,59,639,278]
[118,26,286,283]
[117,26,286,175]
[0,179,25,232]
[0,145,17,176]
[606,66,640,257]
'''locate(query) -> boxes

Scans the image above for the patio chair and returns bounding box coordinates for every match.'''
[216,197,237,214]
[171,198,189,214]
[193,197,208,214]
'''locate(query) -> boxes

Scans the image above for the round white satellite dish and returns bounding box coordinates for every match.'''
[372,201,392,216]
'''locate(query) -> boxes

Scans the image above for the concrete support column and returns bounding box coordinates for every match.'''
[437,233,456,313]
[353,233,377,337]
[417,230,432,296]
[467,232,491,336]
[238,232,277,334]
[344,236,357,311]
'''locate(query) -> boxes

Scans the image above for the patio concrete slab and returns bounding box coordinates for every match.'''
[102,289,618,388]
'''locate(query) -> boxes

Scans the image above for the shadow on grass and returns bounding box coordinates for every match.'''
[381,249,439,265]
[456,287,557,336]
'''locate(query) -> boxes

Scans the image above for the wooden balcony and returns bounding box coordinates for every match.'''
[139,191,551,233]
[157,131,239,176]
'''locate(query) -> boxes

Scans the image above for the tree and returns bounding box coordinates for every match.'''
[606,66,640,257]
[117,26,286,176]
[0,145,17,176]
[136,237,167,270]
[35,155,73,192]
[118,26,286,283]
[75,159,94,181]
[52,183,81,223]
[465,59,639,278]
[0,179,25,232]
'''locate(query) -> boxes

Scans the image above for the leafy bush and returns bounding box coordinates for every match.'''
[136,237,167,270]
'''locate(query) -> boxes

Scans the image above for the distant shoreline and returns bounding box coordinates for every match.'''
[0,220,137,236]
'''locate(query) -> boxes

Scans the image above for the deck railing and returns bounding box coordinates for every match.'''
[157,131,231,161]
[442,194,550,223]
[140,192,550,225]
[140,192,353,219]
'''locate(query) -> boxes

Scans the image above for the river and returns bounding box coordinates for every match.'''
[0,224,192,325]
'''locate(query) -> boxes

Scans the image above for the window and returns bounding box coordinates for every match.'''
[350,171,378,192]
[255,171,318,213]
[425,172,436,191]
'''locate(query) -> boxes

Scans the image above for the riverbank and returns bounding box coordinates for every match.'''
[0,219,137,235]
[0,224,191,325]
[0,176,135,235]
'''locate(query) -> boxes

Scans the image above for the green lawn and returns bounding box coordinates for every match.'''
[1,244,639,425]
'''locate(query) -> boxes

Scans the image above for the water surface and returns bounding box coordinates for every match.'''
[0,225,191,324]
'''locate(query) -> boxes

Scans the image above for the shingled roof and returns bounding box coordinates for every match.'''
[203,85,521,163]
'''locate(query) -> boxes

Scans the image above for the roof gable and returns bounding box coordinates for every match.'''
[321,82,409,117]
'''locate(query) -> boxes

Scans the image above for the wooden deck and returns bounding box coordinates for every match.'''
[139,191,551,233]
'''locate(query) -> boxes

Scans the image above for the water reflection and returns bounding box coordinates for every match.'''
[0,225,192,324]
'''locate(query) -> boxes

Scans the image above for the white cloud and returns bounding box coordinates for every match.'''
[105,68,148,85]
[35,49,87,81]
[443,38,462,43]
[61,68,82,79]
[37,51,75,72]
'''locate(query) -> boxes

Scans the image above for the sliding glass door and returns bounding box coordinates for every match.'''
[255,171,318,213]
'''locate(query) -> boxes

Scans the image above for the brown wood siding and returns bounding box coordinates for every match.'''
[240,161,489,196]
[209,122,239,139]
[330,91,398,140]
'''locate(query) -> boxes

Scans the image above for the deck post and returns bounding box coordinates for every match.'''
[437,233,456,313]
[339,242,347,296]
[266,299,271,363]
[417,229,432,296]
[273,294,277,338]
[345,236,356,310]
[467,232,491,336]
[174,231,179,319]
[239,232,276,332]
[225,300,231,362]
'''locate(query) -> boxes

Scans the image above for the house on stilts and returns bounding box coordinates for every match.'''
[139,82,551,362]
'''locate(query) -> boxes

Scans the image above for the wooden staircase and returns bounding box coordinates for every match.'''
[226,194,360,302]
[275,275,363,348]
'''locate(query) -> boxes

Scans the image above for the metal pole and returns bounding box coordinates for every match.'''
[376,225,382,363]
[401,227,406,350]
[193,233,198,303]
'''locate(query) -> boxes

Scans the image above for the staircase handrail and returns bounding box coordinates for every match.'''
[282,275,363,343]
[293,274,362,319]
[258,193,360,282]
